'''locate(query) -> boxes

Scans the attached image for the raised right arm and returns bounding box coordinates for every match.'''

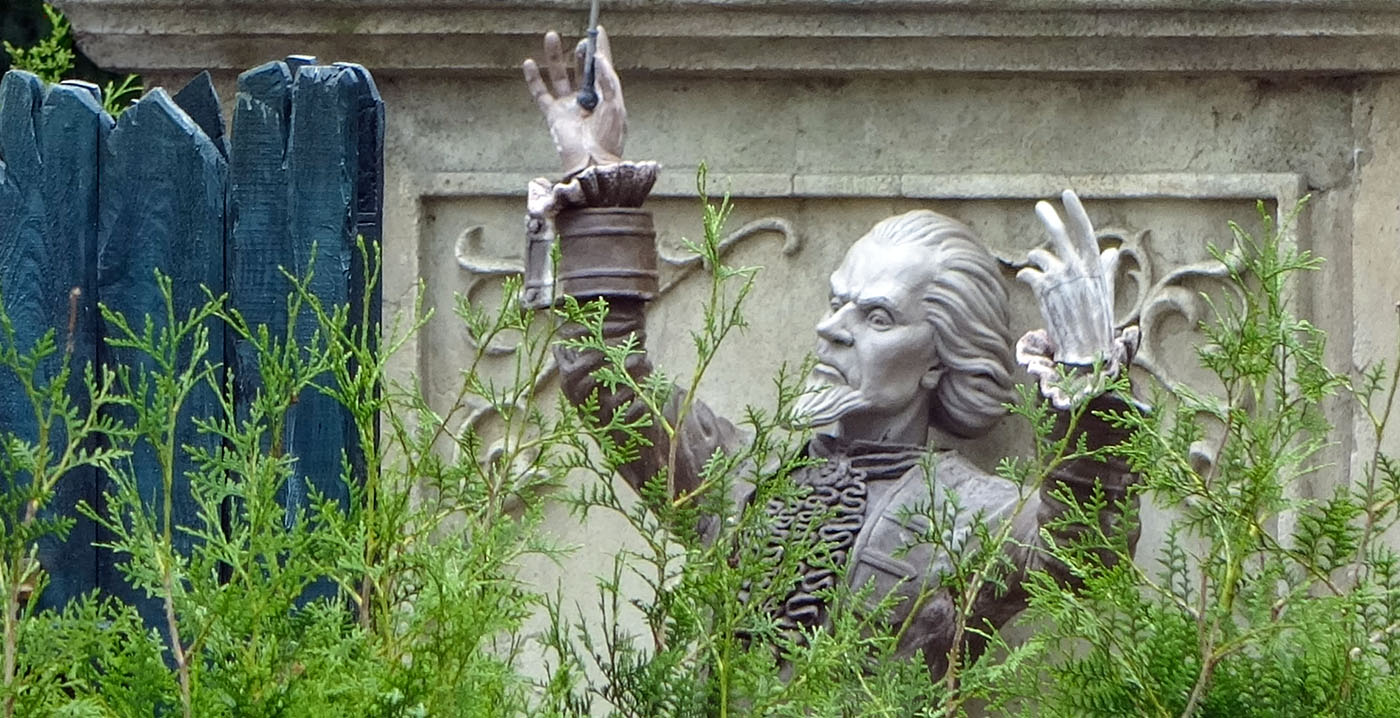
[523,29,744,500]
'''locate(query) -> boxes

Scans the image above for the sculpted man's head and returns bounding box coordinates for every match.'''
[794,210,1019,444]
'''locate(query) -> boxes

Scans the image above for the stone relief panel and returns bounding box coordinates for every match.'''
[411,171,1301,603]
[422,181,1291,463]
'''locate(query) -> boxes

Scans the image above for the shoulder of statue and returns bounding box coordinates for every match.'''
[888,451,1019,519]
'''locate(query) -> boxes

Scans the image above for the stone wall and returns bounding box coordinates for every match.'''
[61,0,1400,675]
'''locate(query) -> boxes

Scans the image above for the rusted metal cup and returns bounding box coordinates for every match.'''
[555,207,659,301]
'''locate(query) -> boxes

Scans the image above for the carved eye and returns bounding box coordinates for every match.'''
[867,308,893,329]
[829,296,844,312]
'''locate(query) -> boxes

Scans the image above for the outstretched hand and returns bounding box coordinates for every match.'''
[522,27,626,176]
[1018,190,1120,366]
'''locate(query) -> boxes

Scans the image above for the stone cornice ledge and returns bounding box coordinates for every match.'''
[59,0,1400,76]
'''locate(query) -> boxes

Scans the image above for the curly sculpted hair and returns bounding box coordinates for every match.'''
[852,210,1019,439]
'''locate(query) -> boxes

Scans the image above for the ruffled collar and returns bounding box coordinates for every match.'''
[808,433,930,481]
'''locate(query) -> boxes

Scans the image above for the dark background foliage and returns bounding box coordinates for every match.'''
[1,0,121,84]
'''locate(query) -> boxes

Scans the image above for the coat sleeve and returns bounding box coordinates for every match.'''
[1020,390,1141,587]
[552,299,747,500]
[532,162,747,501]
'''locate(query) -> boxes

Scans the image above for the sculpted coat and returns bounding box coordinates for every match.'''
[551,290,1138,678]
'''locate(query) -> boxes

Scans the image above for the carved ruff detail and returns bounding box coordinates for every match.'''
[742,461,869,639]
[741,439,924,643]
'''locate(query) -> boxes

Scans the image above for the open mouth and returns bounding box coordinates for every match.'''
[812,362,846,383]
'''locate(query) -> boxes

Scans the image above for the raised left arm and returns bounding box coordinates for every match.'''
[1012,189,1143,586]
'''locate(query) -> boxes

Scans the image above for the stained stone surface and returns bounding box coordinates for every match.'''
[62,0,1400,686]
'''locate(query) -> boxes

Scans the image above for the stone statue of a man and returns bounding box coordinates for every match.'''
[521,28,1141,678]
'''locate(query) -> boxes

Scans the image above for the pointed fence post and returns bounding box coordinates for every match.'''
[0,71,107,610]
[96,85,227,622]
[279,63,382,542]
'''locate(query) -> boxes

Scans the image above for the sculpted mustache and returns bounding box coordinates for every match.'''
[790,381,868,429]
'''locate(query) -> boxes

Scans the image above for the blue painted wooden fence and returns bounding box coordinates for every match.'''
[0,59,383,614]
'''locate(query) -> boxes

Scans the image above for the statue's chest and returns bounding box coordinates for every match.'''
[739,451,1015,636]
[739,458,901,636]
[766,460,871,569]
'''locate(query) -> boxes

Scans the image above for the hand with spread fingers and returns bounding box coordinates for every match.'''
[1017,190,1122,365]
[522,27,626,176]
[1017,190,1138,405]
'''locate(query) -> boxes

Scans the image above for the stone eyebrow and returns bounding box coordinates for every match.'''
[854,295,899,316]
[829,285,901,319]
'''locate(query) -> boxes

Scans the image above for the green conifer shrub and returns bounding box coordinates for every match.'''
[0,188,1394,718]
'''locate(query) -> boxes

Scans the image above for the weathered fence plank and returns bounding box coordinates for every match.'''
[0,74,47,471]
[229,60,293,432]
[96,85,227,615]
[277,63,382,535]
[0,72,106,610]
[342,63,385,495]
[34,83,107,609]
[227,59,296,572]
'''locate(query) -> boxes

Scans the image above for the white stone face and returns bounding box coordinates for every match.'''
[794,241,941,439]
